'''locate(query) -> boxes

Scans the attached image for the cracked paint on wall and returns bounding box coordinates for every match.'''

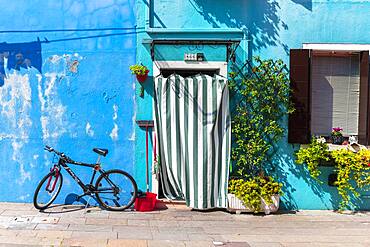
[85,122,94,137]
[0,68,33,185]
[0,54,83,184]
[110,104,119,141]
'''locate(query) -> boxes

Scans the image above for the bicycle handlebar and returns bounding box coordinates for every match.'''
[44,145,74,163]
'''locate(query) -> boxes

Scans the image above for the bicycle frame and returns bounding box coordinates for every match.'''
[55,157,118,195]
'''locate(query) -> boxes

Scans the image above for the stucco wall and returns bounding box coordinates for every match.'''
[0,0,137,204]
[136,0,370,210]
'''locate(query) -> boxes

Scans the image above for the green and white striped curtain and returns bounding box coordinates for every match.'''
[154,74,231,209]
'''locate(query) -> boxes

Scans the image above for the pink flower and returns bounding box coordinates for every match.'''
[332,127,343,132]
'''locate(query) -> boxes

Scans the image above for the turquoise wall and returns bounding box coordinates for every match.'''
[0,0,137,204]
[135,0,370,210]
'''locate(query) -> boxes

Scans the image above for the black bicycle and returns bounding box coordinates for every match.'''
[33,145,138,211]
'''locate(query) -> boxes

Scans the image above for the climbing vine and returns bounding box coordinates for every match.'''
[230,57,294,178]
[228,57,293,212]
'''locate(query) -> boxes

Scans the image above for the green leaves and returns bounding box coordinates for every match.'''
[296,139,370,210]
[296,137,330,179]
[230,57,292,177]
[129,64,149,75]
[228,57,291,212]
[229,176,283,213]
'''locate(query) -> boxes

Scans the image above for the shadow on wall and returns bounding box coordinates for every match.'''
[268,142,342,210]
[191,0,290,53]
[191,0,312,53]
[291,0,312,11]
[0,42,42,86]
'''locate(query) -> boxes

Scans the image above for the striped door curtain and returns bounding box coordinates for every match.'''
[153,74,231,209]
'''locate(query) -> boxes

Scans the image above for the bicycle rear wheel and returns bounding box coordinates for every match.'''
[33,171,63,210]
[95,169,137,211]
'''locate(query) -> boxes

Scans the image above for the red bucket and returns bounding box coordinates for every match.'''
[135,192,157,212]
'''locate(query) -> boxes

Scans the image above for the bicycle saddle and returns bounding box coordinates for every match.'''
[93,148,108,157]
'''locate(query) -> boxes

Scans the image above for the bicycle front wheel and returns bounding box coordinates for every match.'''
[95,169,137,211]
[33,171,63,210]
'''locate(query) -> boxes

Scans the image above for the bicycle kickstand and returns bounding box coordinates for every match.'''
[83,196,92,215]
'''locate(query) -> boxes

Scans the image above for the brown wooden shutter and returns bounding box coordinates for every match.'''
[358,51,369,145]
[288,49,311,144]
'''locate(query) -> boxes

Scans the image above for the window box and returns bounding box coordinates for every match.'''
[227,193,280,215]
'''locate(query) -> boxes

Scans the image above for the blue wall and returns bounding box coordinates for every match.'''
[1,0,369,210]
[0,0,137,204]
[136,0,370,210]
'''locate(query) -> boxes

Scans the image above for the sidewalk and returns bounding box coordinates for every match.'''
[0,202,369,246]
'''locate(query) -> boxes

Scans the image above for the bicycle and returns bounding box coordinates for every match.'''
[33,145,138,211]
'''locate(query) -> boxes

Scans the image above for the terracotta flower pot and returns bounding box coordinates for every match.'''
[136,70,149,83]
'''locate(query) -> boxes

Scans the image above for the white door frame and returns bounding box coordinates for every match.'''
[151,60,228,195]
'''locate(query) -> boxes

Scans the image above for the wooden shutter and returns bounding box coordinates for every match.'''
[288,49,311,144]
[358,51,369,145]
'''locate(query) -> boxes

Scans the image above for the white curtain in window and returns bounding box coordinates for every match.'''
[311,55,360,136]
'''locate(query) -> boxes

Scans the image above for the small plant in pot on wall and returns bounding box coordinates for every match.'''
[129,64,149,83]
[331,127,344,144]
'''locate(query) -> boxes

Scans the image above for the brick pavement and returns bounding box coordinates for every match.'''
[0,202,369,246]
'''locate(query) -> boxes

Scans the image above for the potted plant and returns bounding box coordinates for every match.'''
[228,57,293,215]
[331,127,344,145]
[228,176,282,214]
[129,64,149,83]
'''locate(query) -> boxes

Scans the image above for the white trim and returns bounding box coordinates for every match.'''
[151,60,228,195]
[153,61,228,78]
[303,43,370,52]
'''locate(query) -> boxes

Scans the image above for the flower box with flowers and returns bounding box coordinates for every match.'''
[331,127,344,145]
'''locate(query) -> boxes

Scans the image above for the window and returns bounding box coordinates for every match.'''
[288,49,369,144]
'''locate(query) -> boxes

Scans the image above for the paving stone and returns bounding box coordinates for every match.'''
[248,242,282,247]
[0,216,13,223]
[157,226,204,233]
[71,231,117,239]
[148,240,186,247]
[128,219,150,226]
[35,223,69,230]
[216,243,251,247]
[110,212,156,220]
[68,223,112,232]
[31,216,59,224]
[6,223,37,230]
[0,229,20,237]
[36,230,73,238]
[152,231,189,241]
[1,210,39,217]
[188,233,225,242]
[113,225,156,232]
[117,229,153,240]
[150,220,179,227]
[62,238,108,247]
[86,218,128,225]
[107,239,148,247]
[58,217,86,225]
[184,241,214,247]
